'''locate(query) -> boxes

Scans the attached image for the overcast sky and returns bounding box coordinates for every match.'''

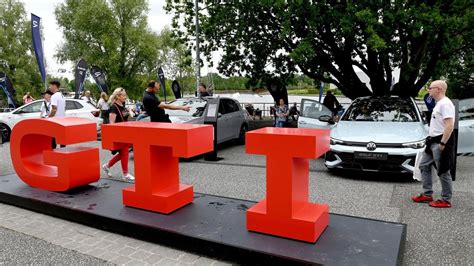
[22,0,175,78]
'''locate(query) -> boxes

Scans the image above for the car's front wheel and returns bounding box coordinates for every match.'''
[236,124,248,145]
[0,123,11,143]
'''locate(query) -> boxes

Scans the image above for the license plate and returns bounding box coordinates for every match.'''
[354,152,388,161]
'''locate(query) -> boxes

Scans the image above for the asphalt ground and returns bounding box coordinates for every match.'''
[1,140,473,265]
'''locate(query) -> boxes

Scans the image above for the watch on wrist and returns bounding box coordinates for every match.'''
[439,142,446,146]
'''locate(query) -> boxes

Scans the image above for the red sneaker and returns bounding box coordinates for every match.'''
[412,194,433,203]
[429,200,451,208]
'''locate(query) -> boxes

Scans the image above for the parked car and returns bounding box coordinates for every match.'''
[299,96,428,173]
[458,98,474,155]
[0,99,103,143]
[141,97,250,144]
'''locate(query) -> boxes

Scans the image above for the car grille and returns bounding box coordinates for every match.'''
[330,151,415,172]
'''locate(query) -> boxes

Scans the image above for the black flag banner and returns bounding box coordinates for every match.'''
[171,80,182,99]
[0,72,16,108]
[90,65,108,94]
[74,59,88,99]
[157,67,167,101]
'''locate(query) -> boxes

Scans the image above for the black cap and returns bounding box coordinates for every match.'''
[41,90,54,96]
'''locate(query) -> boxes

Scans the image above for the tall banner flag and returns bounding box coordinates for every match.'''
[74,59,88,99]
[171,80,182,99]
[0,72,16,108]
[157,67,167,102]
[90,66,108,94]
[31,14,46,85]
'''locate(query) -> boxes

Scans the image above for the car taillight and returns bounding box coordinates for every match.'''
[91,110,100,117]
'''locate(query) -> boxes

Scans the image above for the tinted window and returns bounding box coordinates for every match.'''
[66,100,80,110]
[223,99,239,113]
[459,98,474,121]
[17,101,42,113]
[301,99,331,119]
[342,97,419,122]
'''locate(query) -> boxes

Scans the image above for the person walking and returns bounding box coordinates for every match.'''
[97,92,110,124]
[102,88,135,181]
[275,99,289,128]
[412,80,455,208]
[142,80,190,123]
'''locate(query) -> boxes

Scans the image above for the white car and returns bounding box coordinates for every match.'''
[0,99,103,143]
[458,98,474,155]
[299,96,428,173]
[142,97,250,144]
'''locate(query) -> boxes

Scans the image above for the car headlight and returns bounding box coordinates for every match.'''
[330,137,344,145]
[402,139,426,149]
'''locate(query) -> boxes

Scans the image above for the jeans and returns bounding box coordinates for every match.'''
[419,143,453,201]
[276,121,285,128]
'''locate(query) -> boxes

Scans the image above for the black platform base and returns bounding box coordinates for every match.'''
[0,174,406,265]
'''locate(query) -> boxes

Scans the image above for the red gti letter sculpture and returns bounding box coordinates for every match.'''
[101,122,213,214]
[246,127,330,243]
[10,118,100,191]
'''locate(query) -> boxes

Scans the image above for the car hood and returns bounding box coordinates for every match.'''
[169,116,200,124]
[331,121,427,143]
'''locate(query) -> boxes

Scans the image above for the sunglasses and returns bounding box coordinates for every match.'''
[427,86,440,90]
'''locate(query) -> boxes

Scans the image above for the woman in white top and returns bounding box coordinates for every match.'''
[97,92,110,124]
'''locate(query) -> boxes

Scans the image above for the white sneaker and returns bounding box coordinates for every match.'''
[102,163,112,177]
[122,173,135,182]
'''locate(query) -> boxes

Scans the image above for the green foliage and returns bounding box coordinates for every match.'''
[166,1,474,99]
[55,0,156,100]
[0,0,43,104]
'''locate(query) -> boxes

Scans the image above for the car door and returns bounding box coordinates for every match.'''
[11,101,44,125]
[216,99,235,143]
[225,99,244,139]
[65,100,81,117]
[458,98,474,155]
[297,98,333,129]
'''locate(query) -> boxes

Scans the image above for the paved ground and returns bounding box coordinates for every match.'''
[1,141,473,265]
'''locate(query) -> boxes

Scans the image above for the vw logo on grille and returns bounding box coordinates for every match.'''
[366,142,377,151]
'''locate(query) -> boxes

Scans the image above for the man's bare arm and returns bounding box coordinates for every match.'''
[48,105,57,117]
[159,102,191,112]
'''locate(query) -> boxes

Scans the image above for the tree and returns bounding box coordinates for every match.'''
[165,1,474,99]
[156,26,193,81]
[55,0,160,100]
[0,0,43,104]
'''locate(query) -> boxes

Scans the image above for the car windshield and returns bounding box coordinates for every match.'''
[341,97,419,122]
[165,98,207,117]
[459,98,474,121]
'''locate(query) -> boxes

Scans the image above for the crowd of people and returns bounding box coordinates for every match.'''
[37,80,193,182]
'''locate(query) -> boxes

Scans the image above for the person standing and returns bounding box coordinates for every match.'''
[48,81,66,149]
[142,80,190,123]
[323,91,341,117]
[81,90,96,105]
[39,90,53,118]
[22,92,34,105]
[412,80,455,208]
[97,92,110,124]
[198,83,210,97]
[102,88,134,181]
[275,99,289,128]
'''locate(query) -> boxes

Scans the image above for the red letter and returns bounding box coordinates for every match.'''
[245,127,330,243]
[10,118,100,191]
[101,122,213,214]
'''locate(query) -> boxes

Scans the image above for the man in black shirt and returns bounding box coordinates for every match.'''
[198,83,210,97]
[322,91,341,116]
[142,80,191,122]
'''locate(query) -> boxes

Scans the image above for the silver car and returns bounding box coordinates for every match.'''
[458,98,474,155]
[324,96,428,173]
[142,97,250,144]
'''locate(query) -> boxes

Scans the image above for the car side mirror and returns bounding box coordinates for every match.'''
[319,114,335,124]
[218,113,222,118]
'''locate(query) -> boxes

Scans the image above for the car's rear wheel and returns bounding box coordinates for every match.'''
[0,123,11,143]
[236,124,248,145]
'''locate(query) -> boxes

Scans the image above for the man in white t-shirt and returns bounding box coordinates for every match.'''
[48,81,66,118]
[47,81,66,149]
[412,80,455,208]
